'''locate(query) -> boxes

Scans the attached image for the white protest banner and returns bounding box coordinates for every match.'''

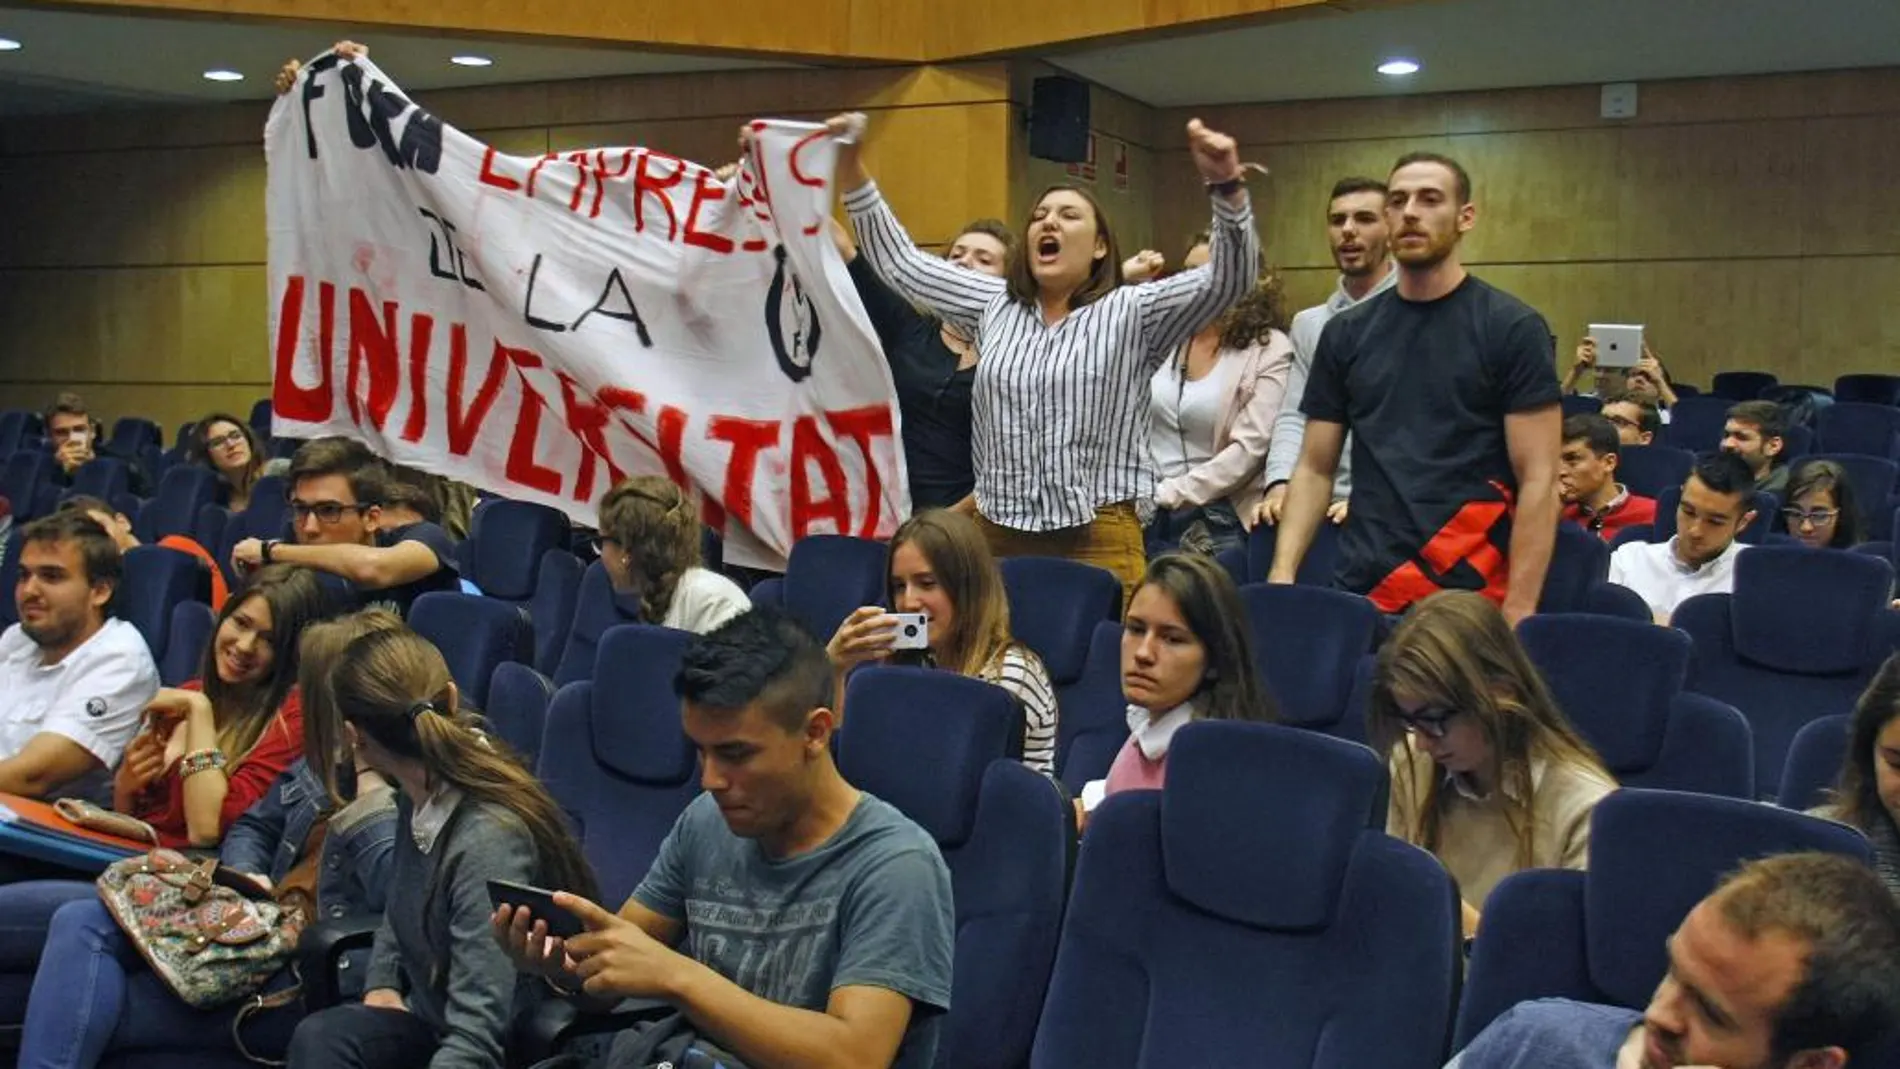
[265,54,907,570]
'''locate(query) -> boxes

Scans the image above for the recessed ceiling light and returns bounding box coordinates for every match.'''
[1378,59,1421,77]
[202,69,245,82]
[0,38,21,52]
[450,55,493,67]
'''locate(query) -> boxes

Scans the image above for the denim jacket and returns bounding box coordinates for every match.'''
[220,757,399,922]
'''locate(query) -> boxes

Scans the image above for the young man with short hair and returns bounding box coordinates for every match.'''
[1256,175,1398,527]
[1599,392,1661,447]
[1723,400,1791,499]
[43,392,152,496]
[1269,152,1563,625]
[1560,414,1656,541]
[1607,452,1757,625]
[495,608,955,1069]
[229,437,458,616]
[0,511,159,799]
[1447,851,1900,1069]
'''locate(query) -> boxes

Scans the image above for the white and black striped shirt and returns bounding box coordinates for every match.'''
[980,643,1059,776]
[845,182,1259,532]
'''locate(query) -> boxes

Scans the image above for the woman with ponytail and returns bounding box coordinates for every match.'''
[596,474,750,632]
[285,625,595,1069]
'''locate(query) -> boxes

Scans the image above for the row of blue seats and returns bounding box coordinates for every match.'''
[1698,370,1900,406]
[1563,393,1900,462]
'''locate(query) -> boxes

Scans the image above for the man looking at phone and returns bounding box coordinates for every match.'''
[0,511,159,800]
[494,608,954,1069]
[44,393,153,497]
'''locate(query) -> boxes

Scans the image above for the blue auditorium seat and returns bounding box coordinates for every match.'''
[1804,452,1899,509]
[70,457,129,501]
[1579,579,1652,621]
[464,498,568,603]
[1816,402,1900,458]
[407,592,531,709]
[158,601,216,687]
[781,534,887,642]
[119,545,204,671]
[1456,789,1873,1049]
[1000,555,1120,691]
[248,398,273,440]
[538,624,697,905]
[1055,620,1129,792]
[2,450,53,522]
[1538,521,1609,614]
[551,561,641,686]
[1833,372,1900,407]
[836,665,1071,1069]
[0,411,34,457]
[1710,370,1777,401]
[1658,395,1731,453]
[1032,722,1459,1069]
[1560,394,1602,417]
[108,417,161,457]
[1613,443,1693,500]
[1518,614,1753,798]
[527,548,584,676]
[485,661,556,768]
[1244,517,1342,586]
[135,465,218,544]
[1240,583,1378,736]
[1672,546,1900,797]
[1777,713,1851,811]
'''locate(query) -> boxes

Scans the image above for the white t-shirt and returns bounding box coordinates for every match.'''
[0,617,160,770]
[1148,355,1238,481]
[661,567,753,635]
[1607,538,1746,624]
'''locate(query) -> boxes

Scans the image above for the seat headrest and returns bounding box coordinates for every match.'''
[1162,722,1384,931]
[1240,584,1378,729]
[1517,614,1685,772]
[1583,789,1873,1006]
[999,558,1122,683]
[835,666,1013,848]
[1730,547,1894,675]
[470,501,566,600]
[590,625,696,784]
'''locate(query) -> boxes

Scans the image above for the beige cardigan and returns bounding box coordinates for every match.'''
[1151,328,1295,530]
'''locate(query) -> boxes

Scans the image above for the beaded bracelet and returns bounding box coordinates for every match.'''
[179,748,228,779]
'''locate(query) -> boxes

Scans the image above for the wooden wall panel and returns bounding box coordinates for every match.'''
[1009,63,1162,261]
[1155,67,1900,386]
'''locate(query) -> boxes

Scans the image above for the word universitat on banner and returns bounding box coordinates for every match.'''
[266,53,910,570]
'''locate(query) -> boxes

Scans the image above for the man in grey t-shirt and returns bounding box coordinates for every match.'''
[1448,853,1900,1069]
[496,608,954,1069]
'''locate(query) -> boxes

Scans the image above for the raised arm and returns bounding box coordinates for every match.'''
[829,114,1003,335]
[1136,120,1259,361]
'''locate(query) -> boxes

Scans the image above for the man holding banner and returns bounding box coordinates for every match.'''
[267,43,907,575]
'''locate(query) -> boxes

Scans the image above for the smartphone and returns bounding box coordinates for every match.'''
[1587,323,1644,369]
[889,612,930,651]
[487,879,585,940]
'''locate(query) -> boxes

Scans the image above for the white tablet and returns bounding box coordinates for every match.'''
[1588,323,1645,369]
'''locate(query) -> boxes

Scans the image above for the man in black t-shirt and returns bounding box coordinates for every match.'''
[1268,152,1562,624]
[230,437,460,617]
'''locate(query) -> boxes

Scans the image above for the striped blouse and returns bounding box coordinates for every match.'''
[844,182,1260,532]
[979,643,1060,776]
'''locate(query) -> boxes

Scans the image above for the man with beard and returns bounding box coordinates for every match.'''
[0,511,158,799]
[1256,176,1398,527]
[1446,852,1900,1069]
[1268,153,1562,624]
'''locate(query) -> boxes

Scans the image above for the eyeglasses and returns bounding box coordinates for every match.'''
[1395,707,1459,740]
[1781,507,1839,528]
[585,535,623,557]
[290,501,370,525]
[205,430,247,450]
[1603,414,1639,430]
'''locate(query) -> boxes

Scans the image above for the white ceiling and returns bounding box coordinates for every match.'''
[1053,0,1900,106]
[0,6,793,116]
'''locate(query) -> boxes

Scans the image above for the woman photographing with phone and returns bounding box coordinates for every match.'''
[832,111,1259,599]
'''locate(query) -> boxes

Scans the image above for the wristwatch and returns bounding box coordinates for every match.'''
[261,539,279,564]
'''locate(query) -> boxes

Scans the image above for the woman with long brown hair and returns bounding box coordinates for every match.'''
[1816,653,1900,897]
[830,111,1258,600]
[596,475,750,633]
[1145,233,1294,556]
[286,626,596,1069]
[828,509,1058,774]
[1370,590,1616,936]
[188,412,274,512]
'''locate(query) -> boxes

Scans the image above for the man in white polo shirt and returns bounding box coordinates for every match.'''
[0,511,159,799]
[1607,452,1757,625]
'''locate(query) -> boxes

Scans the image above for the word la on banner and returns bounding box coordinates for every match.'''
[264,53,908,570]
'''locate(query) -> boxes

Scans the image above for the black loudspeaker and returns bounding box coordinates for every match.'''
[1029,75,1091,164]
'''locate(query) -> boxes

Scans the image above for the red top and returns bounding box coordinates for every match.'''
[133,682,305,849]
[1564,488,1658,543]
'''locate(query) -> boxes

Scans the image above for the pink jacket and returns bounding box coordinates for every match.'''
[1153,328,1295,529]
